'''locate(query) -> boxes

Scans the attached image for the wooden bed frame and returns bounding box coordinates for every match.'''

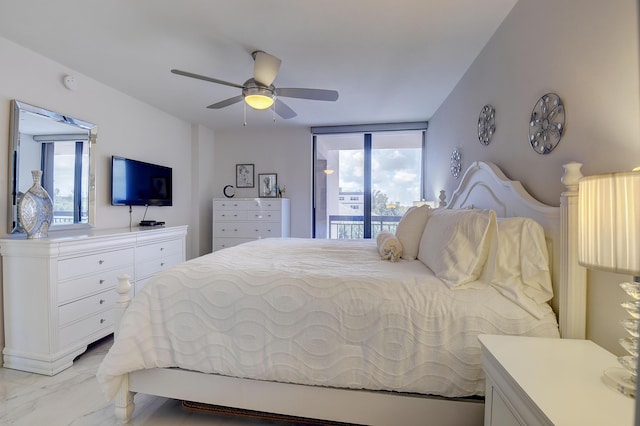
[111,161,587,425]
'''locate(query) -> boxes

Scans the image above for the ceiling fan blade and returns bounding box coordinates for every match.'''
[207,95,244,109]
[274,99,297,119]
[171,69,244,89]
[253,51,281,87]
[276,88,339,102]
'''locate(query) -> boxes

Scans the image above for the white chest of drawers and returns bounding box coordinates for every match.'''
[1,225,187,375]
[212,198,290,251]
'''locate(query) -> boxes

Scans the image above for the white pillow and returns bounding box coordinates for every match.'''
[395,205,430,260]
[483,217,553,318]
[417,209,496,288]
[376,231,403,262]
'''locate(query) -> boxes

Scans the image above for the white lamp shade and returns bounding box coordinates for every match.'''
[578,171,640,275]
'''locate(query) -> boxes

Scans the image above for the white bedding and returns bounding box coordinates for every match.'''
[97,238,559,400]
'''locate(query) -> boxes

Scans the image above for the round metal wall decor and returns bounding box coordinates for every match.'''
[529,93,565,154]
[478,104,495,145]
[450,148,462,178]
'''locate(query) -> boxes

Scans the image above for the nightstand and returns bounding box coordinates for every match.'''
[479,335,635,426]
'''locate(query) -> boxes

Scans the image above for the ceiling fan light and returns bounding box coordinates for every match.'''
[244,94,274,110]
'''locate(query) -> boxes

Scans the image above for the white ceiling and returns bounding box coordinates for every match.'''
[0,0,518,131]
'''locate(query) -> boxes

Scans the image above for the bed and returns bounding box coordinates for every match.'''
[97,161,587,425]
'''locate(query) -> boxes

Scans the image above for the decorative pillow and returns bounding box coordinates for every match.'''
[395,205,430,260]
[417,209,497,288]
[483,217,553,318]
[376,231,403,262]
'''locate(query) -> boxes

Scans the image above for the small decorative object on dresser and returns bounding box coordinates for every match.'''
[478,104,496,145]
[18,170,53,239]
[259,173,277,197]
[212,198,290,251]
[529,93,565,154]
[236,164,254,188]
[223,185,235,198]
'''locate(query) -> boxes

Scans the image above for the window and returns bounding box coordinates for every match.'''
[41,141,89,224]
[313,124,426,239]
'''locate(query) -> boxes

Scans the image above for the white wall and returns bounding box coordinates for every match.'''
[0,37,205,351]
[191,124,216,256]
[213,127,313,238]
[426,0,640,354]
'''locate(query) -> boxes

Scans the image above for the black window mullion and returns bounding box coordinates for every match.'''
[73,141,84,222]
[363,133,372,239]
[40,143,55,196]
[312,135,317,238]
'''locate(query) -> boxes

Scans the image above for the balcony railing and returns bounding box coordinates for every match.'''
[328,215,401,239]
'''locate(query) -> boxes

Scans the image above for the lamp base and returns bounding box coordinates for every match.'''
[602,367,636,398]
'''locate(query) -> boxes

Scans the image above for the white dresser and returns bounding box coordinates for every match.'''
[479,334,634,426]
[212,198,290,251]
[1,225,187,375]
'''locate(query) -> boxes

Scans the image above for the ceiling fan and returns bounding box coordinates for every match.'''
[171,50,339,119]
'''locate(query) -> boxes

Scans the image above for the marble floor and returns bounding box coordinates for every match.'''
[0,336,304,426]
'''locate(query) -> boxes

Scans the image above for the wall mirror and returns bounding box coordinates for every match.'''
[8,100,97,234]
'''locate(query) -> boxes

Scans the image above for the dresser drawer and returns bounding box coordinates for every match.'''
[246,209,281,221]
[214,200,253,210]
[214,238,255,251]
[214,210,248,221]
[59,289,117,326]
[59,309,114,348]
[58,265,134,303]
[137,252,183,280]
[58,247,134,281]
[214,222,282,238]
[136,238,183,263]
[252,200,281,210]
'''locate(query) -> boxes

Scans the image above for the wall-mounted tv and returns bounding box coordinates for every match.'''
[111,156,172,206]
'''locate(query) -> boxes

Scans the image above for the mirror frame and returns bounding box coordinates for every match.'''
[8,100,97,234]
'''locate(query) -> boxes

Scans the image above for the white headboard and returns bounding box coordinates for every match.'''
[445,161,585,339]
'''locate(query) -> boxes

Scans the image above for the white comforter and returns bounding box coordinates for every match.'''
[97,238,559,399]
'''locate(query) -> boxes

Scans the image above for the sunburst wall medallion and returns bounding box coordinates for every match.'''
[478,105,495,145]
[450,149,462,178]
[529,93,565,155]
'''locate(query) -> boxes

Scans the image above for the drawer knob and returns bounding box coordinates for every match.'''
[234,228,238,232]
[99,299,105,304]
[160,262,165,267]
[98,260,104,265]
[100,318,106,324]
[160,247,164,251]
[99,279,106,284]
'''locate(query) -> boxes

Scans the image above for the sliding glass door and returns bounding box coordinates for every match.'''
[313,128,425,239]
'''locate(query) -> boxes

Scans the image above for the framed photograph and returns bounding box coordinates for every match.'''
[236,164,254,188]
[258,173,277,198]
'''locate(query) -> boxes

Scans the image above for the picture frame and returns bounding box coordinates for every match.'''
[258,173,277,198]
[236,164,254,188]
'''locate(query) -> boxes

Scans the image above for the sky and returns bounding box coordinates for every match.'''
[337,146,422,208]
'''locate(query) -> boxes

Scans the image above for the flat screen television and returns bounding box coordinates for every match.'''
[111,156,172,206]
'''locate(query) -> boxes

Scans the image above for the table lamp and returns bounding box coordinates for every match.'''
[578,170,640,397]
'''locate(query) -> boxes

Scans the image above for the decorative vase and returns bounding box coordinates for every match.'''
[18,170,53,239]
